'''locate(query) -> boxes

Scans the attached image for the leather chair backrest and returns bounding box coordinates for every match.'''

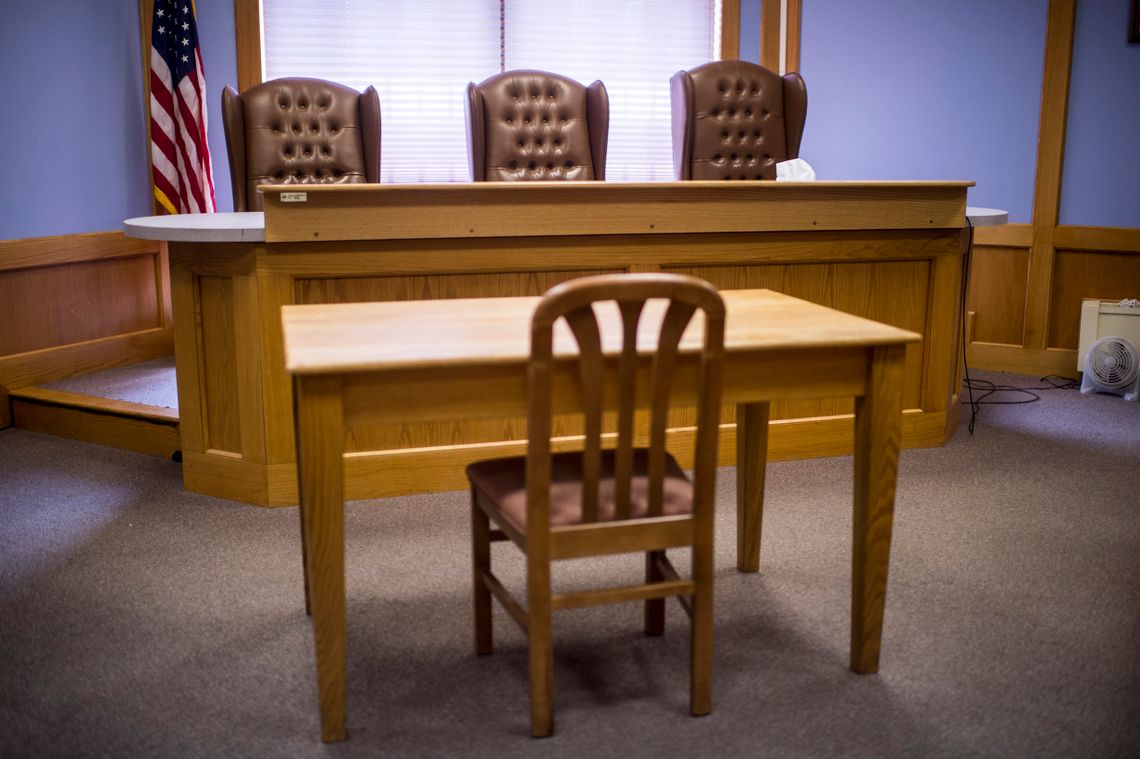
[465,70,608,181]
[670,60,806,181]
[221,77,381,211]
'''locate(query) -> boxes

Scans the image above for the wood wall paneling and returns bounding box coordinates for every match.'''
[967,222,1140,373]
[0,231,173,429]
[756,0,802,73]
[256,273,299,463]
[720,0,740,60]
[760,0,782,72]
[967,244,1030,345]
[295,268,622,306]
[198,275,242,453]
[1048,249,1140,349]
[0,256,160,356]
[234,0,264,91]
[785,0,802,72]
[1023,0,1076,351]
[924,240,968,428]
[1053,226,1140,253]
[0,231,162,271]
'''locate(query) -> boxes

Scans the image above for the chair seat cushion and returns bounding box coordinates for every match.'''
[467,448,693,532]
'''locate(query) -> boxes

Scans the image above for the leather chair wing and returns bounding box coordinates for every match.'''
[465,69,608,181]
[782,72,807,159]
[464,82,487,182]
[222,77,381,211]
[670,60,807,181]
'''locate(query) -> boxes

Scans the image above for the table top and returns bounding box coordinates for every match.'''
[123,211,265,242]
[282,289,921,376]
[965,207,1009,226]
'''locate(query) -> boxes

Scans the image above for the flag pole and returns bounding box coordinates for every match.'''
[138,0,162,216]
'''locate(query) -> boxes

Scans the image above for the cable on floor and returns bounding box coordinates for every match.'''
[961,374,1080,420]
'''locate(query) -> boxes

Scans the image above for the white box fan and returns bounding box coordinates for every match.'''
[1077,299,1140,401]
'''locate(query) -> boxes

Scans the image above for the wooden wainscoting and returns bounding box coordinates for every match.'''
[0,231,174,429]
[968,224,1140,376]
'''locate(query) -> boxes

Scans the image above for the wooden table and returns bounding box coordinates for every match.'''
[282,288,920,741]
[124,180,971,507]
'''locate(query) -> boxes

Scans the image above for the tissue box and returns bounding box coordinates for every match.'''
[776,159,816,181]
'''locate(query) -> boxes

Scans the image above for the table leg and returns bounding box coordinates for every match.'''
[295,375,348,742]
[850,345,906,674]
[735,401,770,573]
[292,377,313,617]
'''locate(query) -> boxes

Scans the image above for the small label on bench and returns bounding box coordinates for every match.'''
[280,192,308,203]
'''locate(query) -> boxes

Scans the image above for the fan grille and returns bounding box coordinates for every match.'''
[1085,336,1138,388]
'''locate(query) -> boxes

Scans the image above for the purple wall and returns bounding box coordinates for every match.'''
[0,0,152,239]
[0,0,236,240]
[799,0,1048,223]
[1059,1,1140,228]
[195,0,238,214]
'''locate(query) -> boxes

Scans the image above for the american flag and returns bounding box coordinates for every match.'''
[149,0,215,214]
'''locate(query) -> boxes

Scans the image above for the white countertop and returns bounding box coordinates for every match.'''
[123,212,265,242]
[965,207,1009,227]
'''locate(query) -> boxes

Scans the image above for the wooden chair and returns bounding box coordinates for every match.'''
[465,273,725,737]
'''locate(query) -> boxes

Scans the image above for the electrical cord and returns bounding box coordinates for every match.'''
[959,216,1080,431]
[961,217,978,432]
[962,374,1080,409]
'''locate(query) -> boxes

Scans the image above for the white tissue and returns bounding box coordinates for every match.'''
[776,158,816,181]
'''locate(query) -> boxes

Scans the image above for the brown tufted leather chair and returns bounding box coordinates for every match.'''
[221,77,381,212]
[465,70,608,181]
[670,60,806,181]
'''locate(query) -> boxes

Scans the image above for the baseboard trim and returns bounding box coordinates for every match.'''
[11,393,180,459]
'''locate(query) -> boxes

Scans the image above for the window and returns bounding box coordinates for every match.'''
[262,1,720,182]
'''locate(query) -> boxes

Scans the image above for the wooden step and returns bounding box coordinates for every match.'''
[9,386,181,460]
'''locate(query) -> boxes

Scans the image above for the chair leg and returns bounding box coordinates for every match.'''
[528,557,554,738]
[644,550,665,636]
[471,488,493,656]
[690,553,713,717]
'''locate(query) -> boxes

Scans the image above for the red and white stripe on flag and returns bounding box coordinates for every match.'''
[149,0,215,215]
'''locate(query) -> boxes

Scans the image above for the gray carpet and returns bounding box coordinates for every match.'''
[1,372,1138,757]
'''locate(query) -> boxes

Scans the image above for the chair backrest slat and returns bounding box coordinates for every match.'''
[646,300,698,516]
[614,300,645,520]
[563,305,604,523]
[525,330,555,538]
[527,273,725,533]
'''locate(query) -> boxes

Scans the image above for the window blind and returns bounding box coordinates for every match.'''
[504,1,715,181]
[262,1,718,183]
[264,0,500,182]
